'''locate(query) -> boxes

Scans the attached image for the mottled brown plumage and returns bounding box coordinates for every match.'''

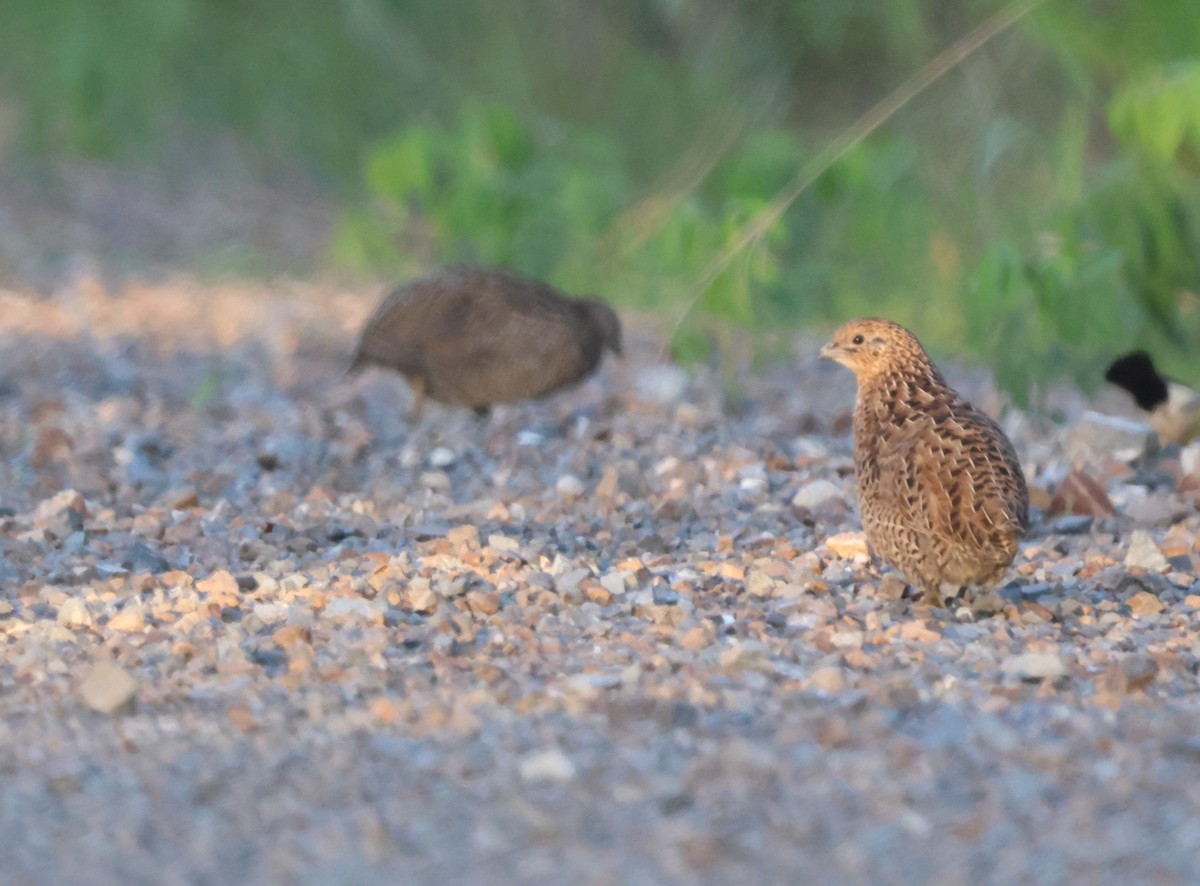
[351,265,622,419]
[820,318,1029,606]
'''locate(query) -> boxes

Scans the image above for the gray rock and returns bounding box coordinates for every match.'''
[1049,515,1093,535]
[1124,530,1170,572]
[791,479,844,510]
[1065,411,1157,464]
[1003,652,1068,682]
[324,597,387,619]
[600,571,627,598]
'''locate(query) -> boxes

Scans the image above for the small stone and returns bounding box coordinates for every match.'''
[1099,655,1159,697]
[197,570,241,597]
[122,542,170,574]
[651,584,679,605]
[791,479,843,510]
[518,748,576,783]
[78,660,138,714]
[35,488,87,520]
[825,532,869,560]
[1049,515,1094,535]
[1124,531,1170,572]
[556,474,585,499]
[163,486,200,511]
[600,571,628,598]
[33,489,87,535]
[1065,411,1157,464]
[446,525,479,548]
[107,608,145,633]
[807,666,845,694]
[678,624,712,651]
[226,704,257,732]
[272,625,311,648]
[324,597,386,619]
[427,447,456,468]
[583,583,612,605]
[1127,591,1164,617]
[487,534,521,553]
[747,570,778,598]
[466,590,501,615]
[897,621,940,643]
[56,598,92,629]
[1003,652,1067,682]
[404,581,438,614]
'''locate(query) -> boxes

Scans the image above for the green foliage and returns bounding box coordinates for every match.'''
[1109,62,1200,172]
[335,104,805,348]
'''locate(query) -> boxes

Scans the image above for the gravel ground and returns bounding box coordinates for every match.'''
[1,278,1199,885]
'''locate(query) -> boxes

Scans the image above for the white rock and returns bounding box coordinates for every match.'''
[633,365,689,405]
[791,479,843,510]
[253,602,288,621]
[57,598,92,629]
[324,598,386,619]
[555,474,585,499]
[600,571,628,598]
[1124,530,1171,572]
[518,748,576,783]
[427,447,456,468]
[791,438,830,459]
[1003,652,1067,681]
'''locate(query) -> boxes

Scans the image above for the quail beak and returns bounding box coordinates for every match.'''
[818,340,839,361]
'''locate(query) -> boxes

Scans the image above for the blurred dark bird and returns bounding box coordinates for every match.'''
[820,318,1029,607]
[1104,351,1200,446]
[350,265,622,419]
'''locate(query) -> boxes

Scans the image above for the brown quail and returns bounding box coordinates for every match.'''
[351,265,622,419]
[820,318,1029,606]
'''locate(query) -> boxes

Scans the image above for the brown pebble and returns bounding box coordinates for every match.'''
[107,609,146,633]
[1127,591,1164,617]
[78,660,138,715]
[466,590,501,615]
[226,704,258,732]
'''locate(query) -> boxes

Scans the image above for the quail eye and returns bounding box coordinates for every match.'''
[852,334,864,345]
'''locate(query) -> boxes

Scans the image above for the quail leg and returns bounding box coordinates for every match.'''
[409,376,426,424]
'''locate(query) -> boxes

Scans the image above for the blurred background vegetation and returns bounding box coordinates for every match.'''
[0,0,1197,401]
